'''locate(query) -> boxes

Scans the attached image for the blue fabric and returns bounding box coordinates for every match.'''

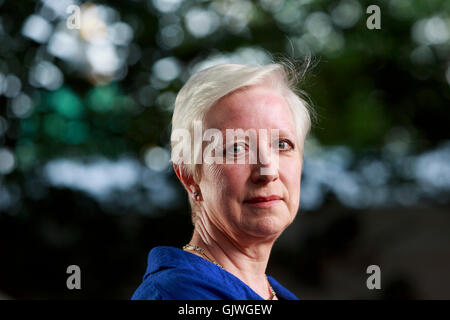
[131,246,299,300]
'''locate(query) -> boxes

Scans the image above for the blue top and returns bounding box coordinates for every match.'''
[131,246,299,300]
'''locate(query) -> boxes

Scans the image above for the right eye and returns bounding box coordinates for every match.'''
[225,143,246,156]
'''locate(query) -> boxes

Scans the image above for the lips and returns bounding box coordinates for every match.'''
[244,195,283,203]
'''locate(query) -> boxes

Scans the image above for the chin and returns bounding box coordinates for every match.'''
[243,214,291,240]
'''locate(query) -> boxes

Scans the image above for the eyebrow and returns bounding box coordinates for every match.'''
[216,128,296,144]
[217,128,294,135]
[277,128,295,137]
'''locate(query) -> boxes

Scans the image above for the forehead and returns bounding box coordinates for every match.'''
[205,85,296,135]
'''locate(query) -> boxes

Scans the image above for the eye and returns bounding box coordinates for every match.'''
[224,143,246,156]
[276,139,294,151]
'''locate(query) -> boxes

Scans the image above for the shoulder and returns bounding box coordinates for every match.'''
[132,267,232,300]
[132,246,235,300]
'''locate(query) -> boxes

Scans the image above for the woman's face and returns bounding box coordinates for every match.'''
[198,84,303,243]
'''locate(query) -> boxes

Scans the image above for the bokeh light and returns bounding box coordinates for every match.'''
[0,0,449,300]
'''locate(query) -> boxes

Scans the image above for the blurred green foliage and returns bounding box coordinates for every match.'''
[0,0,449,299]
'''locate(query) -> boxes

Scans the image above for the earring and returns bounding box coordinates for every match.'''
[193,191,200,201]
[190,185,200,201]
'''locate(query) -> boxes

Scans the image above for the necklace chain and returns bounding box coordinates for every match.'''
[183,244,277,300]
[183,244,223,268]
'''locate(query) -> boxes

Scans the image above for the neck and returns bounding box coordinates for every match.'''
[188,213,278,299]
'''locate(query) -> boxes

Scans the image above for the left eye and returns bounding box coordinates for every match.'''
[278,141,288,149]
[277,140,292,150]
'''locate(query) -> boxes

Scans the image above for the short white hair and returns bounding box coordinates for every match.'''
[171,62,313,183]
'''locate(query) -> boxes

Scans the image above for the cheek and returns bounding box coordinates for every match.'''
[202,163,224,182]
[281,158,302,206]
[201,164,247,201]
[201,164,225,201]
[220,165,249,198]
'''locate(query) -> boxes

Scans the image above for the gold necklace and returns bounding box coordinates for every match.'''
[183,244,223,268]
[183,244,277,300]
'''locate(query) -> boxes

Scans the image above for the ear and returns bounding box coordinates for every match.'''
[173,163,198,197]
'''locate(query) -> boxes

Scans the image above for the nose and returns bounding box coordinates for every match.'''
[250,144,279,184]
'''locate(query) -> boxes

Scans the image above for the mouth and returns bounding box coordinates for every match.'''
[244,195,283,208]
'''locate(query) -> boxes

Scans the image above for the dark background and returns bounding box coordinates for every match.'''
[0,0,449,299]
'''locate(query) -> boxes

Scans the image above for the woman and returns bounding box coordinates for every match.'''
[132,63,312,300]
